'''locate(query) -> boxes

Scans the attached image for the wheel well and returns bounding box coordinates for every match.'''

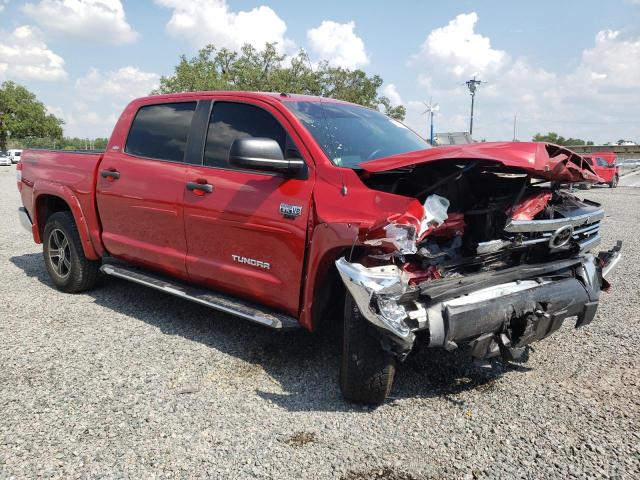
[36,195,71,237]
[311,247,366,332]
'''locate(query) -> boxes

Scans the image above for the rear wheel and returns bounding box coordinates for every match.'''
[609,175,618,188]
[340,293,396,405]
[43,211,100,293]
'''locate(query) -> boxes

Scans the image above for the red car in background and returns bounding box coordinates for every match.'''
[583,152,619,188]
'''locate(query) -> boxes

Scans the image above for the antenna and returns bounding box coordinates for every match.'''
[422,98,440,145]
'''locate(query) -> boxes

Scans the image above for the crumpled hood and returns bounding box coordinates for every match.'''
[361,142,601,183]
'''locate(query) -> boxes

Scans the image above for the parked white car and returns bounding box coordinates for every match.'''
[0,152,12,166]
[8,149,22,164]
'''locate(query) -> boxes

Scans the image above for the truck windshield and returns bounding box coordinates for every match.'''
[286,101,429,168]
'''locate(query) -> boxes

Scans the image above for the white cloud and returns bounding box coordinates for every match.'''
[0,25,66,80]
[307,20,369,69]
[22,0,138,45]
[405,12,640,143]
[382,84,403,105]
[75,66,159,104]
[414,12,506,78]
[155,0,290,52]
[575,30,640,89]
[54,66,159,137]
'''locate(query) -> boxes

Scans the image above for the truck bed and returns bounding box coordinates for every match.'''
[19,149,104,255]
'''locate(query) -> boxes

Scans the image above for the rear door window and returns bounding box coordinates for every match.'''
[125,102,197,162]
[203,102,287,168]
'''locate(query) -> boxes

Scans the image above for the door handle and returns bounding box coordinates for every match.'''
[101,169,120,180]
[186,181,213,194]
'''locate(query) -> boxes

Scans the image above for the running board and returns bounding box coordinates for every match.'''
[100,264,300,330]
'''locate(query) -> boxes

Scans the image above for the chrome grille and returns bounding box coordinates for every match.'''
[503,201,604,253]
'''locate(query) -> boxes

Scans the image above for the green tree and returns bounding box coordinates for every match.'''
[154,43,406,121]
[12,136,109,151]
[532,132,594,146]
[0,81,63,151]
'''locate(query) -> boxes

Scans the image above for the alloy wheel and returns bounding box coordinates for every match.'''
[48,228,71,279]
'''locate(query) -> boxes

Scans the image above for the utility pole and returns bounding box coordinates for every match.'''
[465,76,483,137]
[513,112,517,141]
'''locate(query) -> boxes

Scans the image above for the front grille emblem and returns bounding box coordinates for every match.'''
[549,225,574,248]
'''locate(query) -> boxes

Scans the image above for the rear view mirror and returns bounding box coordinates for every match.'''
[229,138,306,178]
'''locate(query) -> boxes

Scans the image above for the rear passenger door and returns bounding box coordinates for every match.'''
[96,101,196,277]
[182,100,314,316]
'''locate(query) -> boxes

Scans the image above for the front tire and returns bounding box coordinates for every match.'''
[609,175,618,188]
[340,293,396,405]
[43,211,100,293]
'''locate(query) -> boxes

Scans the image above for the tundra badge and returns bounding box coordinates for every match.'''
[279,203,302,219]
[232,255,271,270]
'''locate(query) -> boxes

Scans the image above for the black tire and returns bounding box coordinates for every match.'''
[43,211,100,293]
[340,293,396,405]
[609,175,618,188]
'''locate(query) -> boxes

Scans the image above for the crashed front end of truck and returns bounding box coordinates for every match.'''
[335,143,622,361]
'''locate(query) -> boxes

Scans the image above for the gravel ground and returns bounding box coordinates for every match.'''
[1,165,638,479]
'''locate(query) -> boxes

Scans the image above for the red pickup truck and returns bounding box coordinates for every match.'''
[17,92,622,404]
[581,152,619,188]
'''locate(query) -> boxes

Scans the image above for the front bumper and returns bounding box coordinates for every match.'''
[336,242,622,359]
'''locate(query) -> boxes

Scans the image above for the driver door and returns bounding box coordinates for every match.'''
[182,99,314,315]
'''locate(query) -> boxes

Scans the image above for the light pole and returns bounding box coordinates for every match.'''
[465,76,483,136]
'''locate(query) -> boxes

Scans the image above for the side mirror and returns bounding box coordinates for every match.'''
[229,138,306,178]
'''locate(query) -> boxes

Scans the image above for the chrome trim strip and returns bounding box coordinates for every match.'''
[578,234,601,252]
[18,207,33,232]
[602,253,622,278]
[520,237,548,246]
[573,223,600,236]
[505,209,605,233]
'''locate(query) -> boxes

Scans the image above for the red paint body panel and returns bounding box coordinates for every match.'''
[506,192,553,221]
[17,91,604,332]
[95,154,189,278]
[19,149,104,259]
[362,142,601,183]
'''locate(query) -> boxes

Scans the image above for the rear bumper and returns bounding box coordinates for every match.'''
[336,242,622,359]
[18,207,33,233]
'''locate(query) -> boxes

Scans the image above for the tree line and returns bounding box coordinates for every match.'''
[154,43,406,120]
[5,41,635,150]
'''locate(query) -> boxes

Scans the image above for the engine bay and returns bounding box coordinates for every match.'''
[357,160,604,282]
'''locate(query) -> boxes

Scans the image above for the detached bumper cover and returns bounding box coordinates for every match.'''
[335,242,622,359]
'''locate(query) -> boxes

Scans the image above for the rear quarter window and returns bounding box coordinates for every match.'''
[125,102,197,162]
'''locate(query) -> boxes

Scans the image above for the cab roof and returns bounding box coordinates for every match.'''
[137,91,349,105]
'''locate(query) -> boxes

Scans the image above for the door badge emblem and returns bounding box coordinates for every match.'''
[279,203,302,219]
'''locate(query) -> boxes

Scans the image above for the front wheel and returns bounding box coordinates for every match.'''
[340,293,396,405]
[43,211,100,293]
[609,175,618,188]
